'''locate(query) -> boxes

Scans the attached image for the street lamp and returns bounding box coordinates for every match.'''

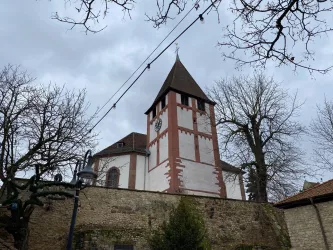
[66,150,97,250]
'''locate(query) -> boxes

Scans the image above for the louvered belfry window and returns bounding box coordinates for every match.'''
[107,168,119,188]
[181,94,189,106]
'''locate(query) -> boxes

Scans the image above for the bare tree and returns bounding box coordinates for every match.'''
[52,0,135,34]
[50,0,332,73]
[311,98,333,171]
[0,65,97,249]
[208,73,307,202]
[218,0,333,74]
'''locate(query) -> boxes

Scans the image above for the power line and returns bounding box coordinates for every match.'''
[88,0,219,133]
[94,0,199,117]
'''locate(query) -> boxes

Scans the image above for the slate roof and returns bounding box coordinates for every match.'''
[145,58,214,114]
[94,132,147,157]
[220,160,244,174]
[275,179,333,209]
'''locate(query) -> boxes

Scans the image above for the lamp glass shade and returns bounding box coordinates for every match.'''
[77,156,97,181]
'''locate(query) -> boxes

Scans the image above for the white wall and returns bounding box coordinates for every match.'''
[198,136,215,165]
[97,155,130,188]
[159,132,168,163]
[223,171,242,200]
[179,131,195,161]
[149,122,157,142]
[149,106,168,143]
[197,112,212,135]
[179,159,220,195]
[159,109,168,133]
[177,106,193,130]
[135,155,147,190]
[147,160,170,191]
[148,142,157,171]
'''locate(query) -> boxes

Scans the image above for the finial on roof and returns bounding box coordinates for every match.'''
[175,42,180,61]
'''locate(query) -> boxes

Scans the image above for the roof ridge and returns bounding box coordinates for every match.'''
[276,178,333,204]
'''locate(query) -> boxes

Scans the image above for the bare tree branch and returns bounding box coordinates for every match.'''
[0,64,98,249]
[208,72,308,202]
[310,98,333,170]
[51,0,135,34]
[218,0,333,74]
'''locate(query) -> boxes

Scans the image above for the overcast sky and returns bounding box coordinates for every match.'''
[1,0,333,182]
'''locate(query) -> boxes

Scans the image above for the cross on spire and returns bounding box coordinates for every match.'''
[175,43,180,61]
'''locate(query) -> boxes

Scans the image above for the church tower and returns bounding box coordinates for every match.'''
[145,58,226,198]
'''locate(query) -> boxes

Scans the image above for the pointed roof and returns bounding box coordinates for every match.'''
[94,132,147,157]
[145,59,214,114]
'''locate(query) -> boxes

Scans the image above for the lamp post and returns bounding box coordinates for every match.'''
[66,150,97,250]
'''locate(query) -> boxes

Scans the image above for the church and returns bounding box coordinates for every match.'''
[93,57,245,200]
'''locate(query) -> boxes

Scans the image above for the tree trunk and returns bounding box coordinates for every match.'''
[12,224,29,250]
[255,157,268,202]
[5,212,30,250]
[256,169,268,202]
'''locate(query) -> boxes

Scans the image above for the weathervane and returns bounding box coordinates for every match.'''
[175,43,180,61]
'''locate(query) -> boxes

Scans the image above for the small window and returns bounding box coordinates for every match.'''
[107,168,120,188]
[197,99,205,111]
[114,245,133,250]
[161,96,166,109]
[152,106,156,118]
[181,94,189,106]
[117,142,124,148]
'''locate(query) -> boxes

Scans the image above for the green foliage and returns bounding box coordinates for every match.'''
[149,197,211,250]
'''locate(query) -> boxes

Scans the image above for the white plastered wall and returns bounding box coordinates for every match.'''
[159,132,168,163]
[97,155,130,188]
[159,109,168,133]
[149,121,157,142]
[177,106,193,130]
[179,159,220,195]
[179,131,195,161]
[148,143,157,171]
[198,136,215,165]
[135,155,147,190]
[197,112,212,135]
[223,171,242,200]
[147,160,170,191]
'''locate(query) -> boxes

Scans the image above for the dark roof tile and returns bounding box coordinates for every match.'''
[94,132,147,157]
[145,59,214,114]
[275,179,333,206]
[220,160,243,174]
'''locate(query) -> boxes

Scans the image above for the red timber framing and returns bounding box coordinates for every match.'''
[209,104,227,198]
[167,91,181,193]
[128,153,137,189]
[191,98,200,162]
[146,91,226,198]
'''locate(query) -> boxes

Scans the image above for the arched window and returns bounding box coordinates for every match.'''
[106,167,120,188]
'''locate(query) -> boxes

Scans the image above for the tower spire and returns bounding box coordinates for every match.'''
[175,43,180,61]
